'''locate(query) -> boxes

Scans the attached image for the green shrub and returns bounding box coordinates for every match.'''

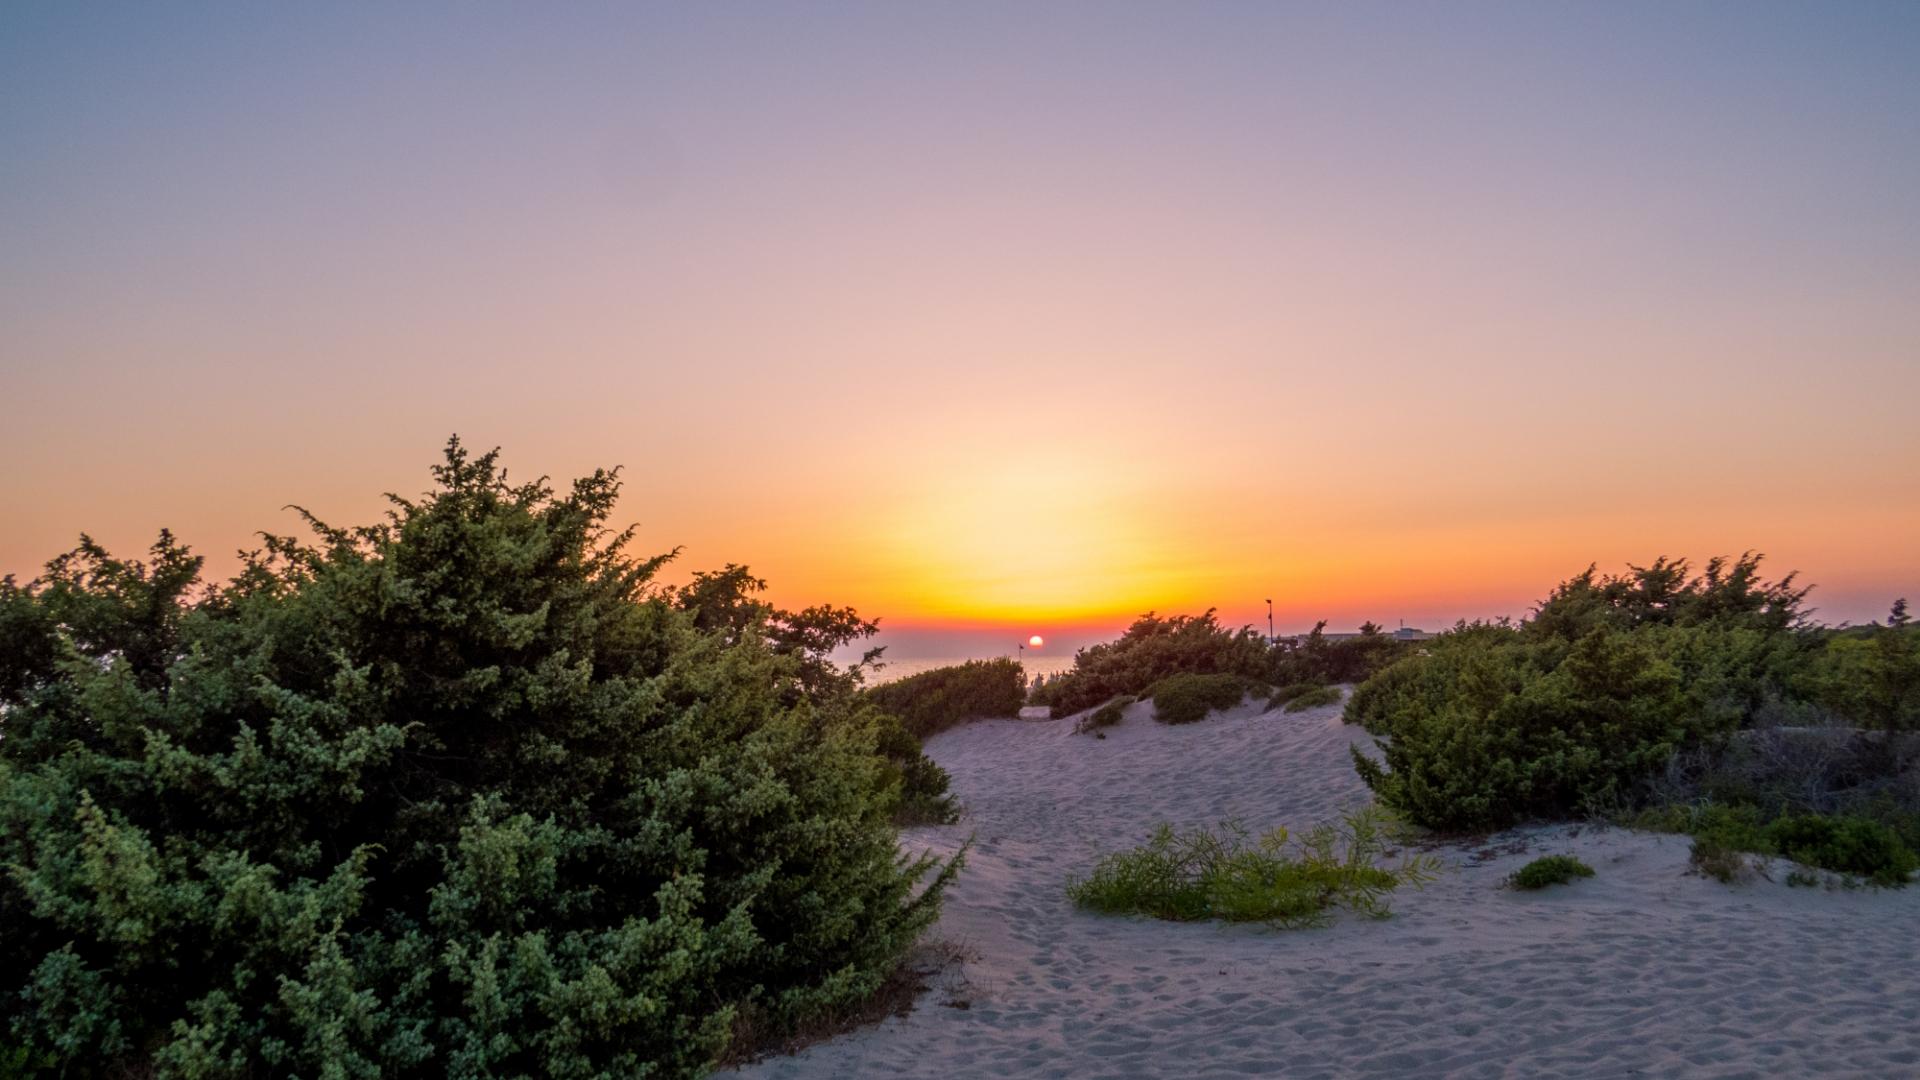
[0,1043,55,1080]
[1268,682,1323,707]
[1269,623,1410,687]
[863,658,1026,740]
[1526,554,1809,641]
[1151,673,1256,725]
[1341,622,1526,736]
[1799,604,1920,732]
[1065,807,1440,927]
[1352,628,1705,830]
[1509,854,1595,890]
[1074,695,1134,735]
[1767,814,1918,887]
[1038,614,1410,721]
[1643,803,1918,887]
[1282,685,1342,713]
[0,440,961,1078]
[871,714,959,825]
[1044,612,1269,718]
[1691,836,1758,883]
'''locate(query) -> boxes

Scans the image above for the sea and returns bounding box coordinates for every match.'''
[865,655,1078,686]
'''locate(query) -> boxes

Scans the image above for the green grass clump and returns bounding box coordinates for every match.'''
[1267,682,1324,707]
[1075,695,1135,735]
[1151,672,1256,725]
[1642,803,1918,887]
[1066,807,1440,927]
[1282,685,1342,713]
[1767,814,1918,886]
[1509,854,1596,890]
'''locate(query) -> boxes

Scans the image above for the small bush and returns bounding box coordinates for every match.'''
[1282,685,1342,713]
[1268,682,1326,708]
[1074,696,1134,735]
[1152,673,1256,725]
[1509,854,1595,890]
[1269,623,1410,686]
[1066,807,1440,927]
[864,658,1026,739]
[1691,837,1759,883]
[1044,611,1270,718]
[1767,814,1918,887]
[1646,803,1918,887]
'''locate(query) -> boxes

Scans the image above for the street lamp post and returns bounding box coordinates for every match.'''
[1266,598,1274,647]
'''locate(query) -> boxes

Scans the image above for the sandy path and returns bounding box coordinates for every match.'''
[732,696,1920,1078]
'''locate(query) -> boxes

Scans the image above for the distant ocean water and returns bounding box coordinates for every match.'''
[866,655,1077,685]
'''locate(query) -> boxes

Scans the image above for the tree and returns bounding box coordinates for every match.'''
[0,438,957,1077]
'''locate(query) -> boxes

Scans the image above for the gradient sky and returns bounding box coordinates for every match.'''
[3,2,1917,657]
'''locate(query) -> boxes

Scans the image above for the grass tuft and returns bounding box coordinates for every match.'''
[1281,685,1342,713]
[1066,806,1441,928]
[1508,854,1595,890]
[1075,696,1135,735]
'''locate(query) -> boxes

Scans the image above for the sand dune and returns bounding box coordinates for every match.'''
[732,695,1920,1078]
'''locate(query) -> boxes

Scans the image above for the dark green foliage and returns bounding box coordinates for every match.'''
[1026,671,1064,709]
[0,440,959,1078]
[1642,804,1918,887]
[1038,612,1407,720]
[1151,673,1256,725]
[1352,628,1703,830]
[870,715,959,825]
[1509,854,1595,890]
[1527,554,1809,641]
[1267,682,1324,707]
[1269,622,1408,687]
[1765,815,1917,886]
[1065,808,1440,927]
[1281,685,1342,713]
[1800,603,1920,732]
[1348,556,1842,831]
[0,1042,55,1080]
[1074,696,1134,735]
[862,658,1026,740]
[1044,612,1268,718]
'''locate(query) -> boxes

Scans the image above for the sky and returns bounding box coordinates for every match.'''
[3,2,1917,659]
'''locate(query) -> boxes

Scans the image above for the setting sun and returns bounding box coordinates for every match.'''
[1028,635,1044,648]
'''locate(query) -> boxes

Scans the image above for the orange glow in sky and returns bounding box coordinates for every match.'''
[2,7,1917,653]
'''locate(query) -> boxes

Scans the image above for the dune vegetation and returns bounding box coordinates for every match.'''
[0,441,962,1078]
[1345,556,1919,884]
[1509,855,1596,890]
[1073,695,1134,735]
[862,658,1026,740]
[1150,673,1259,725]
[1066,807,1441,928]
[1030,611,1406,721]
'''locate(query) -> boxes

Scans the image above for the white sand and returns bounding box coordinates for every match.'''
[732,695,1920,1078]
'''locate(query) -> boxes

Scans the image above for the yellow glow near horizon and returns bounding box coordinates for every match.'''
[2,8,1917,632]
